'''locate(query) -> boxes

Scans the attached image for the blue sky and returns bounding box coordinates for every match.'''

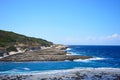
[0,0,120,45]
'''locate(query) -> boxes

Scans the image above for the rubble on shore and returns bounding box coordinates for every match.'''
[0,68,120,80]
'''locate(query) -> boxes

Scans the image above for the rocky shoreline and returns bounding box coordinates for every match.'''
[0,45,92,62]
[0,54,91,62]
[0,68,120,80]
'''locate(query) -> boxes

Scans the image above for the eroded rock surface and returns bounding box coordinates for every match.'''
[0,48,92,62]
[0,68,120,80]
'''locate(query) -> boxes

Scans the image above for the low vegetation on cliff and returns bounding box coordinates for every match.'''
[0,30,53,48]
[0,30,53,56]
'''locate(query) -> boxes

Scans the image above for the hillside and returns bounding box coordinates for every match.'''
[0,30,53,48]
[0,30,92,61]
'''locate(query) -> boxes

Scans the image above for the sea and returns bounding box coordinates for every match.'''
[0,45,120,74]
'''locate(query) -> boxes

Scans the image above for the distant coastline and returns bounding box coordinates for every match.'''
[67,45,120,46]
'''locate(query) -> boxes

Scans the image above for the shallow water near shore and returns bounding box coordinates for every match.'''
[0,45,120,74]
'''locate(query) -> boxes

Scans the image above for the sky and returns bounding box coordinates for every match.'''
[0,0,120,45]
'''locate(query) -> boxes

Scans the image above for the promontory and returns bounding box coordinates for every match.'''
[0,30,92,61]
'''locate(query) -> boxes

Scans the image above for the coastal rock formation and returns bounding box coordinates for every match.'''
[52,44,68,50]
[0,55,91,61]
[32,48,67,55]
[0,30,92,62]
[0,48,91,61]
[0,68,120,80]
[0,47,8,57]
[0,30,53,57]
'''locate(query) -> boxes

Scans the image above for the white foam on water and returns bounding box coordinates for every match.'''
[0,67,31,74]
[66,48,71,51]
[18,68,120,76]
[74,57,106,62]
[88,57,105,60]
[23,68,30,71]
[1,67,120,78]
[0,69,21,74]
[67,52,80,55]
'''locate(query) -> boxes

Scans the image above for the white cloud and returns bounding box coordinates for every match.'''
[106,33,120,39]
[84,33,120,41]
[64,33,120,45]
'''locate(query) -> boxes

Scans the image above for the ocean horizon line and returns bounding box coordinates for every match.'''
[66,44,120,46]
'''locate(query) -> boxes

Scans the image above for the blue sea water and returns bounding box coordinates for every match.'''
[0,45,120,74]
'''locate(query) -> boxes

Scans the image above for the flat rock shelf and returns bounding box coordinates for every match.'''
[0,48,92,62]
[0,54,91,62]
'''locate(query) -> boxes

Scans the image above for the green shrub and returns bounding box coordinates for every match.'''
[0,30,53,48]
[6,46,18,52]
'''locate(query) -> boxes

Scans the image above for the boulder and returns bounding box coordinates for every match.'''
[52,44,68,50]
